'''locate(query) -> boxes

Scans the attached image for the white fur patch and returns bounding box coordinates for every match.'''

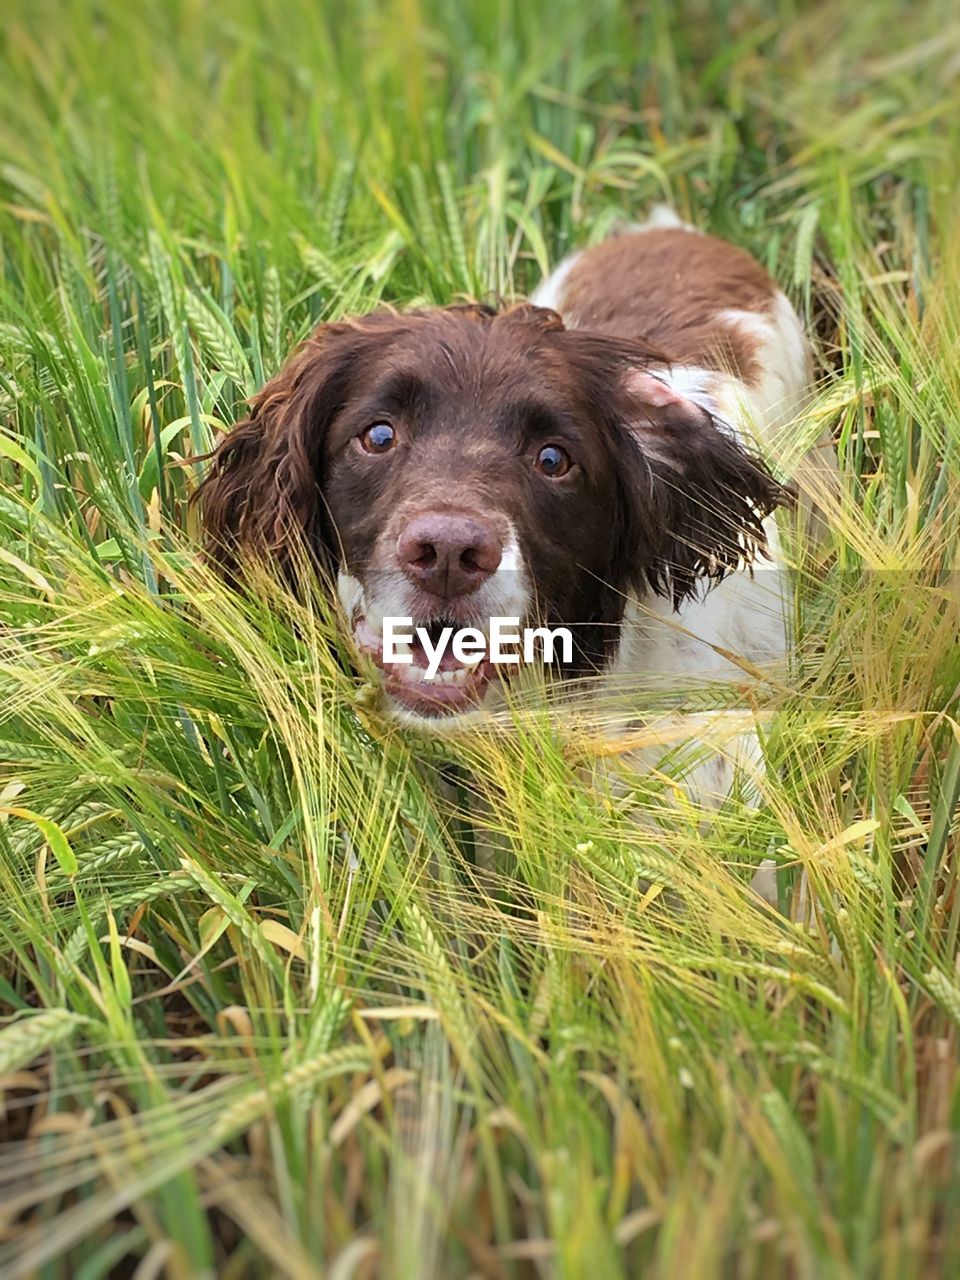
[623,204,699,234]
[713,291,811,441]
[497,527,523,576]
[483,524,531,621]
[337,570,365,620]
[529,251,582,313]
[608,528,789,692]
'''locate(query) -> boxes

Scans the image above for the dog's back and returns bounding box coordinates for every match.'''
[532,208,812,451]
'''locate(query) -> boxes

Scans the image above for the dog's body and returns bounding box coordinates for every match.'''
[533,211,806,713]
[531,211,813,809]
[199,211,827,763]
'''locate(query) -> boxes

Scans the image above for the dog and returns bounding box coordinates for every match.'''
[197,209,827,755]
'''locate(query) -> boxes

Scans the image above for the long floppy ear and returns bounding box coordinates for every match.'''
[194,322,383,582]
[619,367,790,607]
[193,340,327,581]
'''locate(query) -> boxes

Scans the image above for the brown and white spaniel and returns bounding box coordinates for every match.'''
[198,209,827,733]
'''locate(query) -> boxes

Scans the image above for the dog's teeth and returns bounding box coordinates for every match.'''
[410,666,475,685]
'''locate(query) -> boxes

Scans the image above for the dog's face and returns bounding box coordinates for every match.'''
[198,305,785,727]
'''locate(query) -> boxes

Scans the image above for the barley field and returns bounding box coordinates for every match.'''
[1,1,959,1276]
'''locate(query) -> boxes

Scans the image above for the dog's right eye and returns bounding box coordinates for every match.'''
[359,422,397,454]
[534,443,572,478]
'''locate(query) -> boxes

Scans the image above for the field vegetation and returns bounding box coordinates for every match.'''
[1,1,959,1275]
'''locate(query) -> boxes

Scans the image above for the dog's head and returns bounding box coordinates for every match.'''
[197,304,785,726]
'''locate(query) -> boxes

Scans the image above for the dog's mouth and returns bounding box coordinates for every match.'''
[353,612,502,720]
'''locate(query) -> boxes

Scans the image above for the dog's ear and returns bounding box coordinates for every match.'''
[194,337,327,581]
[195,321,382,582]
[617,367,790,607]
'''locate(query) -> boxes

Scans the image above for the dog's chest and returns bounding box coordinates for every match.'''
[606,515,789,692]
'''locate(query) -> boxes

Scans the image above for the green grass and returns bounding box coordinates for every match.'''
[1,0,959,1275]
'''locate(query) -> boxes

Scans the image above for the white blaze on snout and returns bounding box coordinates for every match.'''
[482,524,530,621]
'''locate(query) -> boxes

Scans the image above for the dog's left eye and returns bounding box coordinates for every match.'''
[360,422,397,454]
[534,444,572,478]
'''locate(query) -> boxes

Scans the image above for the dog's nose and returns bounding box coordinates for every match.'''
[397,513,503,598]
